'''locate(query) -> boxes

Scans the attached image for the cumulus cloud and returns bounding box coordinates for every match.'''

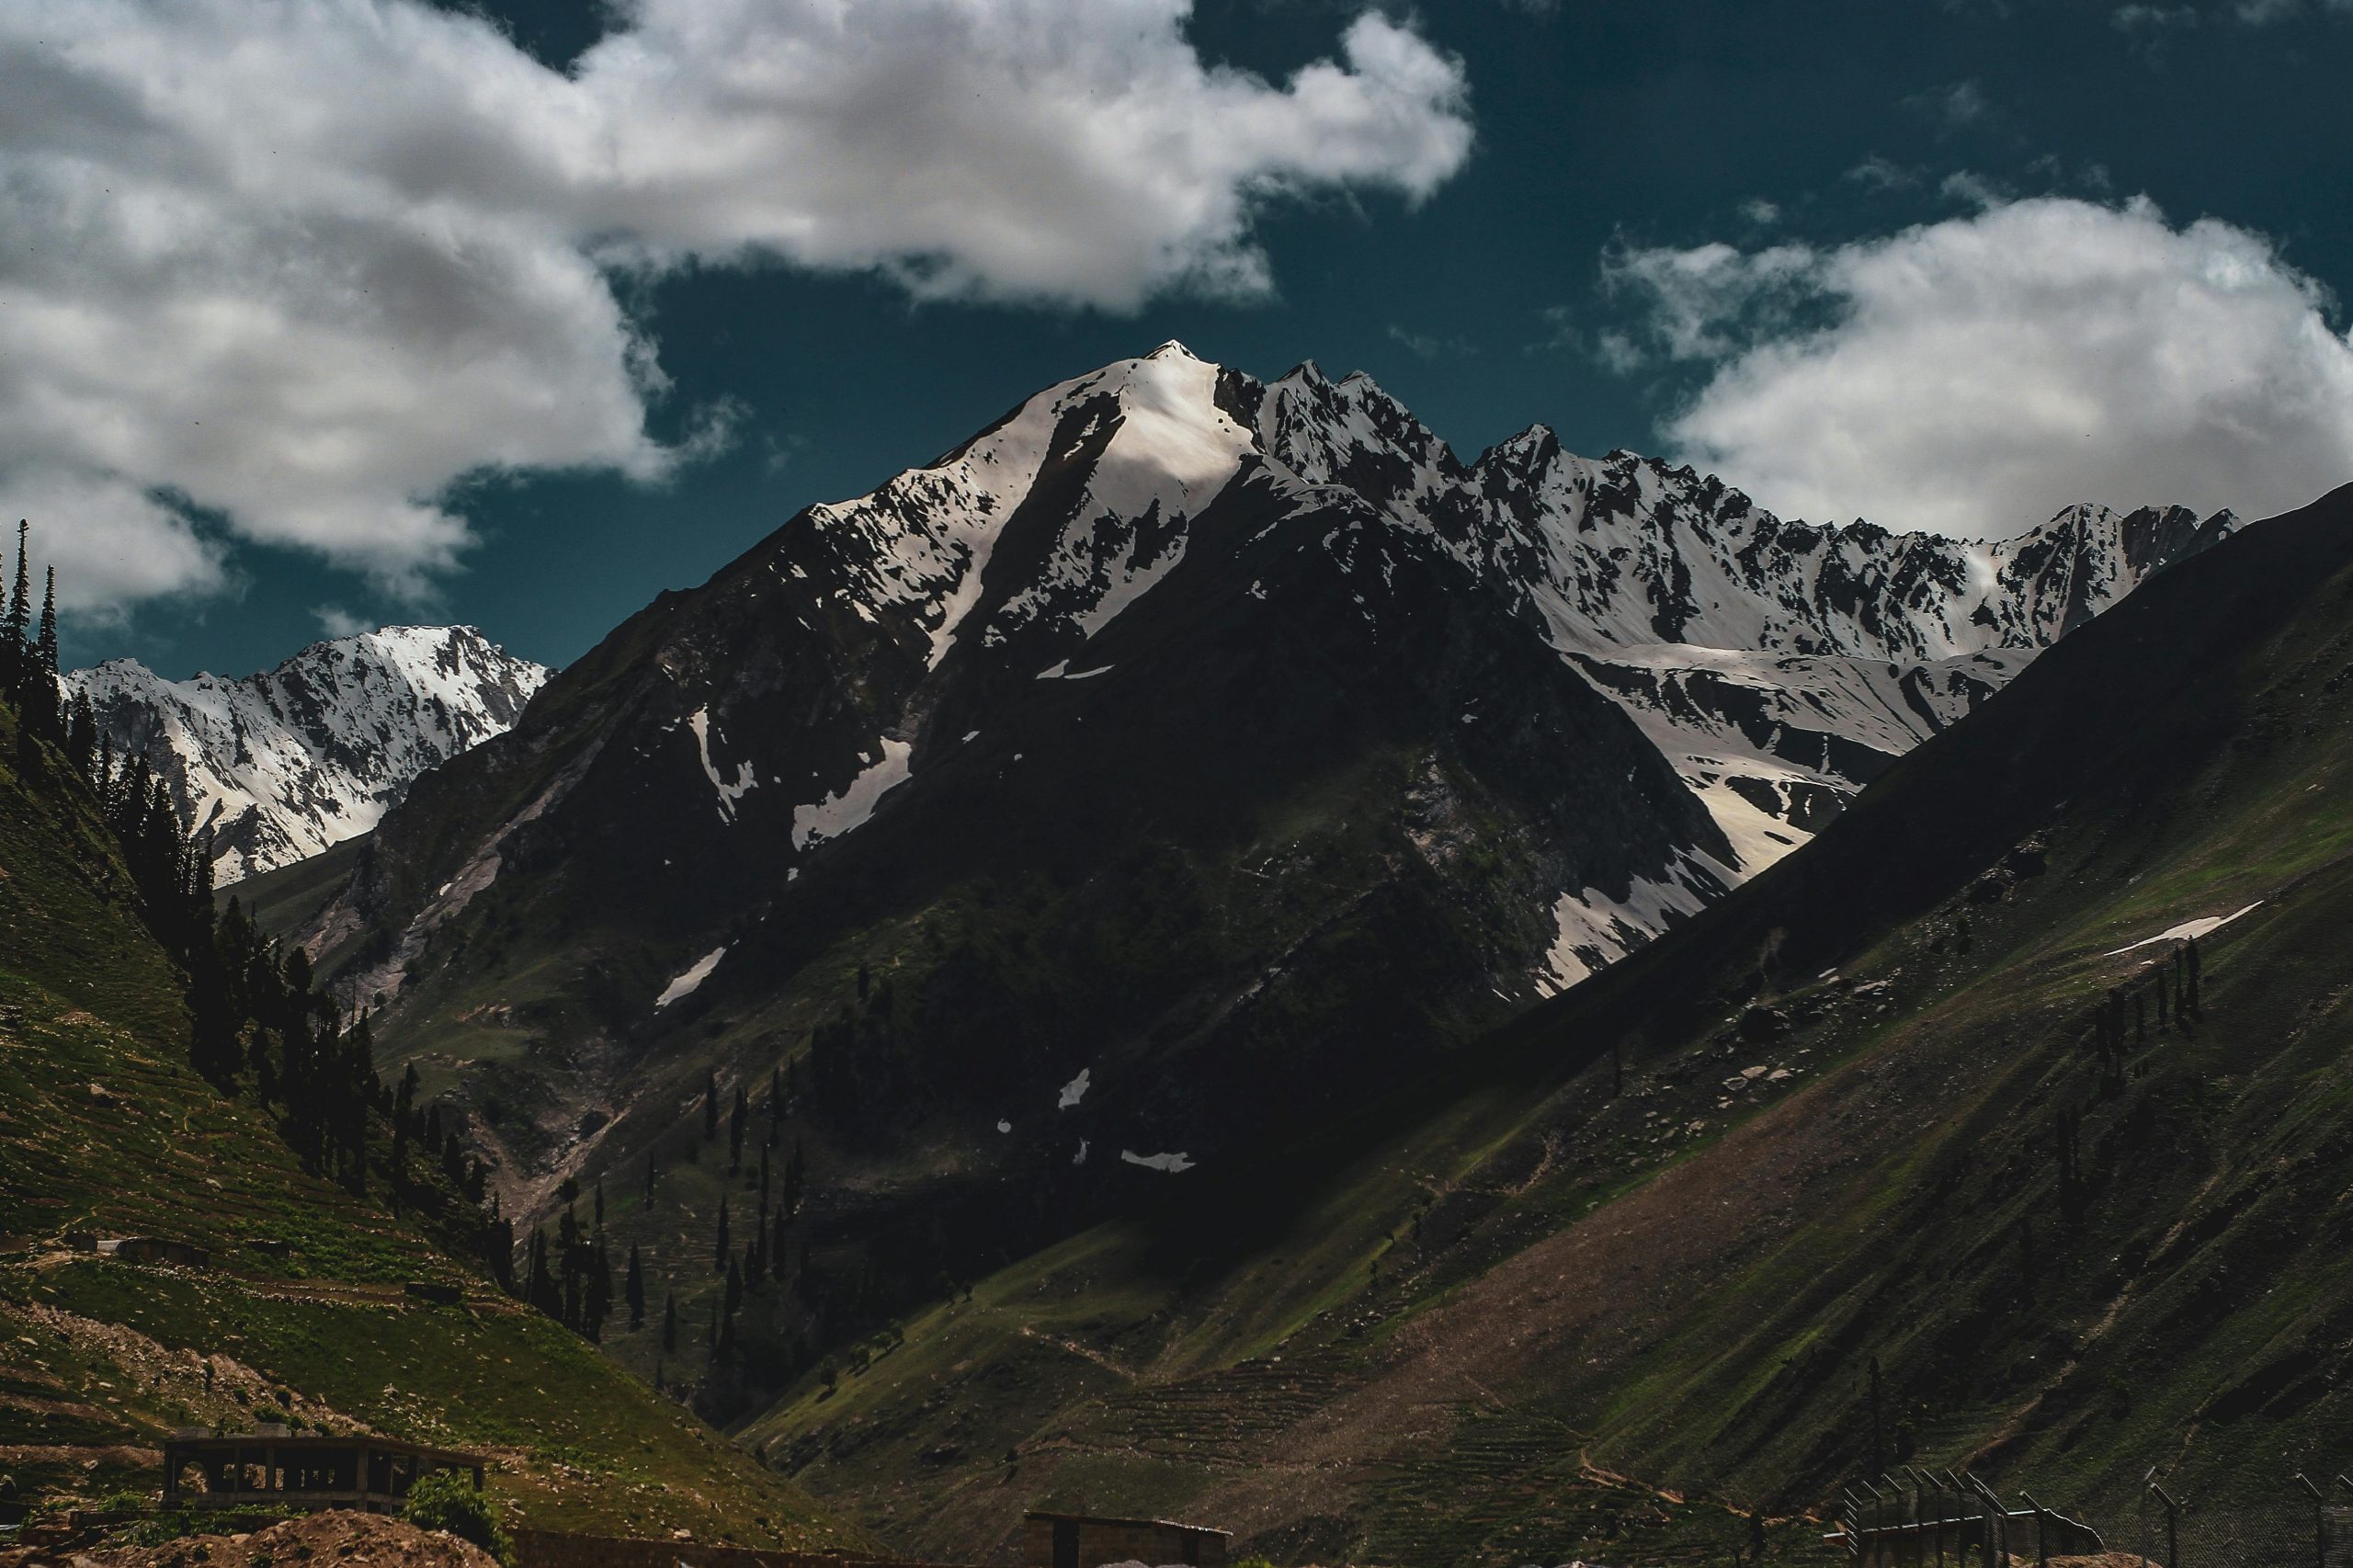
[0,468,229,619]
[0,0,1472,613]
[1604,197,2353,538]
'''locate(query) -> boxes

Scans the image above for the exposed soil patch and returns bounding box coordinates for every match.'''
[40,1510,496,1568]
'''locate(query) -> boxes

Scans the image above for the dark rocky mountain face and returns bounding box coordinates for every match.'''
[279,344,2233,1417]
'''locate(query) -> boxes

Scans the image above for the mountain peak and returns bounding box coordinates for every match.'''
[68,628,550,881]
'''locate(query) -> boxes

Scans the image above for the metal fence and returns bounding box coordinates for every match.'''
[1834,1470,2101,1564]
[1835,1470,2353,1566]
[2123,1479,2353,1568]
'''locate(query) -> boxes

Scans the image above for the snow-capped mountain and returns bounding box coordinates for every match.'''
[288,344,2234,1296]
[731,344,2234,983]
[68,626,550,881]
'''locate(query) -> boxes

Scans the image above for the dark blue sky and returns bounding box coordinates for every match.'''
[55,0,2353,679]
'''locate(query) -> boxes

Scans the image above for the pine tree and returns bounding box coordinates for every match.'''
[1,520,28,689]
[526,1226,561,1317]
[626,1244,646,1331]
[29,566,58,729]
[713,1196,730,1271]
[65,687,96,778]
[594,1177,605,1233]
[783,1137,805,1220]
[662,1290,678,1354]
[767,1064,784,1148]
[583,1240,614,1343]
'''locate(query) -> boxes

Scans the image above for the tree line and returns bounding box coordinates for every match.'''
[6,522,501,1270]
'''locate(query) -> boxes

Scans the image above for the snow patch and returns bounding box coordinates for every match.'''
[1057,1068,1091,1109]
[2106,902,2262,956]
[1539,849,1734,994]
[791,738,914,849]
[1120,1150,1195,1173]
[687,707,757,823]
[655,947,728,1008]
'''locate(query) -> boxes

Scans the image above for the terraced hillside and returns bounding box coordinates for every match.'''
[738,483,2353,1563]
[0,695,858,1551]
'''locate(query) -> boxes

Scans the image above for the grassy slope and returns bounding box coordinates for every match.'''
[0,702,859,1551]
[738,486,2353,1563]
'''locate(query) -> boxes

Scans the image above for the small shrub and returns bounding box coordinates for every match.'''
[401,1471,513,1568]
[118,1508,223,1547]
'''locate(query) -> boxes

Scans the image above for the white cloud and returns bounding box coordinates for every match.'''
[1606,197,2353,537]
[1387,323,1475,358]
[313,605,372,640]
[2112,4,2200,28]
[0,0,1473,613]
[1906,79,1993,132]
[0,469,228,619]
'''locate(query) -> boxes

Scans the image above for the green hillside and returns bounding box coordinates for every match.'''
[734,484,2353,1563]
[0,696,861,1551]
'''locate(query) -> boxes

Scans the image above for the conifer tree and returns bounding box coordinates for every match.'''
[65,687,96,778]
[662,1290,678,1354]
[1,520,28,687]
[28,567,58,730]
[713,1195,730,1270]
[626,1244,645,1331]
[527,1227,561,1317]
[583,1240,614,1343]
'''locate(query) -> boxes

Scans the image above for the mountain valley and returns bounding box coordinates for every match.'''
[176,343,2298,1563]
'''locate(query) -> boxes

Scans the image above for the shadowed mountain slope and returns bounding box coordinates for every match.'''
[735,483,2353,1564]
[260,347,2223,1355]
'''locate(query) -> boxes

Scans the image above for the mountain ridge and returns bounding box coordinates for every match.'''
[255,342,2241,1460]
[69,624,550,882]
[733,479,2353,1563]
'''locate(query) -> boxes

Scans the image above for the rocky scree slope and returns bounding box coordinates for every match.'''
[69,625,549,883]
[277,345,2228,1421]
